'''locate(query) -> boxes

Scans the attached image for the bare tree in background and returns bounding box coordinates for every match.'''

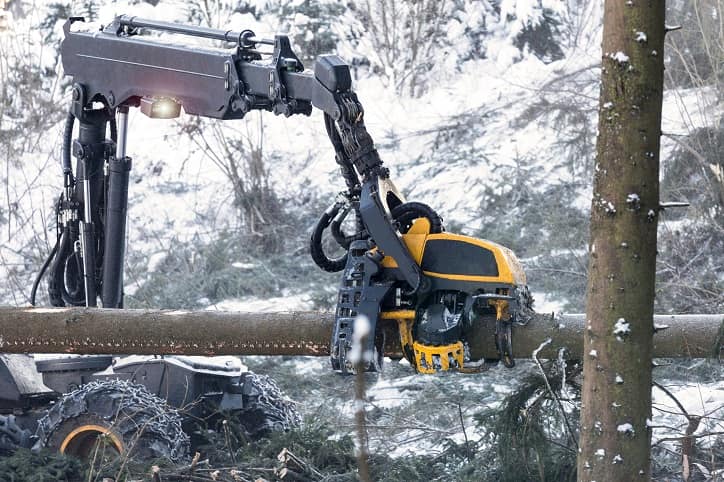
[181,113,284,253]
[577,1,666,480]
[0,4,65,304]
[352,0,451,97]
[180,0,285,253]
[656,0,724,314]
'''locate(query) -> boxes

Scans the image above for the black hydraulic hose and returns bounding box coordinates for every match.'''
[65,250,85,305]
[52,227,85,307]
[29,239,59,306]
[43,108,113,307]
[109,116,117,143]
[311,198,443,272]
[324,113,359,192]
[47,225,71,307]
[330,206,352,248]
[310,202,348,273]
[330,205,366,249]
[62,112,75,175]
[324,112,366,236]
[390,202,444,234]
[35,113,77,306]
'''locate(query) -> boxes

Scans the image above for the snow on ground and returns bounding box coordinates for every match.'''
[531,291,567,314]
[652,380,724,448]
[206,293,314,312]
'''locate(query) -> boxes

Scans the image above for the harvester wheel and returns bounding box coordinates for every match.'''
[236,372,301,437]
[33,379,189,462]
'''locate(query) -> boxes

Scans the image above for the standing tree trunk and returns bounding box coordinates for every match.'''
[577,2,665,481]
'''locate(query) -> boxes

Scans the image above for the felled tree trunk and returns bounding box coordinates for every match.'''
[0,307,720,359]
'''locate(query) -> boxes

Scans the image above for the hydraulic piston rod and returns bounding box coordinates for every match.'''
[101,107,131,308]
[115,15,273,46]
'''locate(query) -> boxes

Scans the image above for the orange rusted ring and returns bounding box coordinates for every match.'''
[60,424,124,458]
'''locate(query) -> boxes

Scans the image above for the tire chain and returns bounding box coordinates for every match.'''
[34,379,190,461]
[240,372,301,434]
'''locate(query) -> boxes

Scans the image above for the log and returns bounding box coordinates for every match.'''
[0,307,721,359]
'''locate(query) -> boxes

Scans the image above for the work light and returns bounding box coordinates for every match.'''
[140,97,181,119]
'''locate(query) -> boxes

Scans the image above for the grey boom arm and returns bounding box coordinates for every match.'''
[61,16,424,289]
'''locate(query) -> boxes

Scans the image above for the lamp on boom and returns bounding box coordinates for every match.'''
[140,97,181,119]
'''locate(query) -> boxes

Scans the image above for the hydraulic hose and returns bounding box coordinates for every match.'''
[330,204,366,249]
[310,202,348,273]
[311,201,444,273]
[29,239,58,306]
[36,112,78,306]
[324,113,359,192]
[47,112,84,306]
[61,112,75,175]
[39,108,116,306]
[47,223,85,307]
[47,225,71,306]
[390,202,444,234]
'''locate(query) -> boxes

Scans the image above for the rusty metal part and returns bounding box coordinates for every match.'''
[0,307,721,359]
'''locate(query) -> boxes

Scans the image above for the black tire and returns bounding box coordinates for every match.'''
[0,415,33,454]
[33,379,189,462]
[236,372,301,437]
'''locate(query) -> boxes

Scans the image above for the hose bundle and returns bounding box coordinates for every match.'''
[309,200,444,273]
[30,110,117,306]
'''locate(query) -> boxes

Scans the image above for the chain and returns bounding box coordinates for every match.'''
[241,372,301,431]
[34,379,190,461]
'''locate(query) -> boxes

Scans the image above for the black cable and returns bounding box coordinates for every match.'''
[324,113,359,191]
[34,112,76,306]
[309,202,348,273]
[330,205,366,249]
[109,116,117,143]
[390,202,444,234]
[29,240,59,306]
[61,112,75,175]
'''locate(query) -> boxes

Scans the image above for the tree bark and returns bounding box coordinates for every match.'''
[0,307,720,358]
[577,2,666,480]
